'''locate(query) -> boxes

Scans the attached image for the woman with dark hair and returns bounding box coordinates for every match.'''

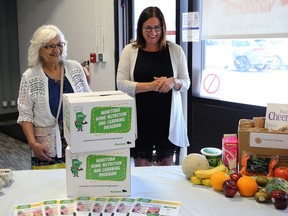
[117,7,190,166]
[17,25,91,169]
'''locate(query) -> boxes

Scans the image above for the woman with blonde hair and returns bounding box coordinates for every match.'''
[18,25,91,169]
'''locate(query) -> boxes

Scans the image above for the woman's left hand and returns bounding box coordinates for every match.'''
[154,77,175,93]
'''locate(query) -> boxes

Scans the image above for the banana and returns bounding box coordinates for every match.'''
[190,176,212,186]
[201,178,212,187]
[190,176,202,185]
[194,164,228,179]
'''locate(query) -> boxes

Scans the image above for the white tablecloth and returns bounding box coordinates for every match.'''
[1,166,287,215]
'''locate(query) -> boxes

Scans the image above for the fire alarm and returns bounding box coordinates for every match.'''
[90,53,97,63]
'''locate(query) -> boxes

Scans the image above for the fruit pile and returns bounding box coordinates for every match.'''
[182,153,288,210]
[190,162,228,187]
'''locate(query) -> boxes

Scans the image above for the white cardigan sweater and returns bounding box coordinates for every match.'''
[17,59,91,127]
[117,42,191,147]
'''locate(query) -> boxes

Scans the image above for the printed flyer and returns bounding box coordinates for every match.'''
[13,197,181,216]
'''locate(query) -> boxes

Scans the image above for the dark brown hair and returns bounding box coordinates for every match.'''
[132,6,167,51]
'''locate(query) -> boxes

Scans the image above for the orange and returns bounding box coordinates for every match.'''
[210,171,230,192]
[237,176,258,197]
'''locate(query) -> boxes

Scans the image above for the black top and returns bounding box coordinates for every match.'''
[134,47,173,143]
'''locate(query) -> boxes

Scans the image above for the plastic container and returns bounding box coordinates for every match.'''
[201,147,222,167]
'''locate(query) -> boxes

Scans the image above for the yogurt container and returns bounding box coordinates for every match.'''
[201,147,222,167]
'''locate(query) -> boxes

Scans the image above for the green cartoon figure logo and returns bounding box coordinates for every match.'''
[70,154,83,177]
[74,106,88,131]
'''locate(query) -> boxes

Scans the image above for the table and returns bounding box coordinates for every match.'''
[1,166,287,215]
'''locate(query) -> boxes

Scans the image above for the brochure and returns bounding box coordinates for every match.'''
[13,197,181,216]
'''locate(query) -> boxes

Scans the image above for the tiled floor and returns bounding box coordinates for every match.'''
[0,117,30,170]
[0,131,31,170]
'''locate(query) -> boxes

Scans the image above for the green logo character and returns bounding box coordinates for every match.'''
[70,154,83,177]
[74,106,88,131]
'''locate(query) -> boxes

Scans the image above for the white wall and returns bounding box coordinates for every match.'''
[17,0,116,91]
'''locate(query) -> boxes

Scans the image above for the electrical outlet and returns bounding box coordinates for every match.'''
[98,53,103,62]
[10,100,16,107]
[2,101,8,107]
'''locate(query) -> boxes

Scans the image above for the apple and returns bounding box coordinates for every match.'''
[222,179,238,198]
[229,172,242,183]
[270,190,288,210]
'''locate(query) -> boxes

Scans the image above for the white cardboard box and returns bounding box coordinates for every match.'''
[66,146,131,197]
[63,91,136,153]
[265,103,288,130]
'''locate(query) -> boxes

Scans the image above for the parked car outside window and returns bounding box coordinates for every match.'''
[204,39,279,72]
[255,39,288,70]
[231,40,272,72]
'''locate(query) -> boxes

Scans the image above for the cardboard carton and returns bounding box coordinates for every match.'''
[63,91,136,153]
[265,103,288,130]
[66,147,130,197]
[238,130,288,169]
[222,134,238,171]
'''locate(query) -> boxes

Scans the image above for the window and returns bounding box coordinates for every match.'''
[200,1,288,107]
[200,38,288,107]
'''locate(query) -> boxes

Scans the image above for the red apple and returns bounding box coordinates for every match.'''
[223,179,238,198]
[230,172,242,183]
[270,190,288,210]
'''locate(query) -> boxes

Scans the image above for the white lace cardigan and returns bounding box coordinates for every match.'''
[17,59,91,127]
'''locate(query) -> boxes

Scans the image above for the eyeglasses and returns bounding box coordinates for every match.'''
[43,42,65,50]
[143,26,163,33]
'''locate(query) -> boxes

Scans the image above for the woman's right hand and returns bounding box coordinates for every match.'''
[20,121,52,161]
[151,79,161,92]
[30,142,52,161]
[136,80,162,93]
